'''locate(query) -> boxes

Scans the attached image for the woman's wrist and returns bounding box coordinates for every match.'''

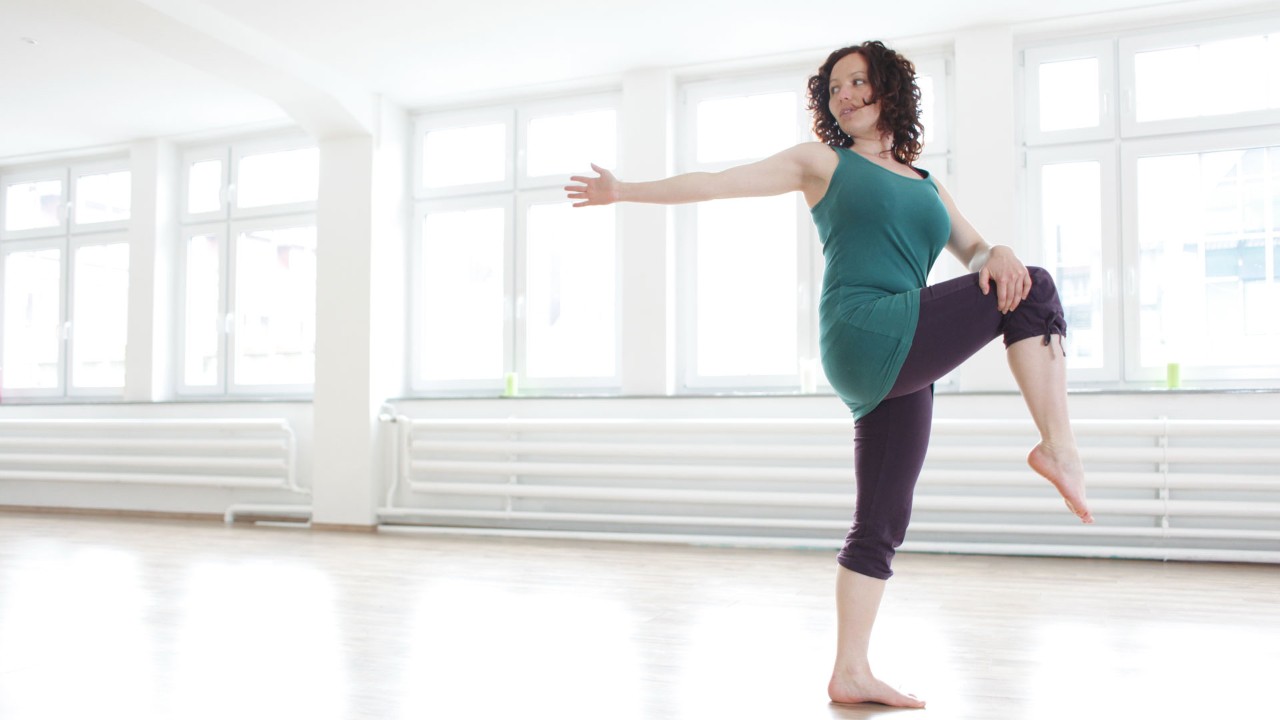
[968,245,992,273]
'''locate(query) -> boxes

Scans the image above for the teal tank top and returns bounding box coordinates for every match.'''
[810,146,951,419]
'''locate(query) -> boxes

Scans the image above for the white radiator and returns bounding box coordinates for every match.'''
[0,418,302,494]
[380,417,1280,564]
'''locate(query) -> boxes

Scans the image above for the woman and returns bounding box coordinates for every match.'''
[566,41,1092,708]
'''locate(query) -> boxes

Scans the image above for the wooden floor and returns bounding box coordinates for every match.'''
[0,513,1276,720]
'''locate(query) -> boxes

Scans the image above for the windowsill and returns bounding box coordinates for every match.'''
[2,386,1274,408]
[0,396,313,407]
[389,385,1280,402]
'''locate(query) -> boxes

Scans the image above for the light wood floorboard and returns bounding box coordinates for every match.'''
[0,512,1276,719]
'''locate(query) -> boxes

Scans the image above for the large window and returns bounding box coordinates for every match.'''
[677,73,812,391]
[1024,22,1280,386]
[677,55,952,393]
[412,95,620,395]
[0,161,131,398]
[177,138,318,395]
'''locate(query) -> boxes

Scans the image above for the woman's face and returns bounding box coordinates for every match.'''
[827,52,879,138]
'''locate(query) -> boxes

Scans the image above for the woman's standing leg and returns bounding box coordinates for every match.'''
[829,387,932,708]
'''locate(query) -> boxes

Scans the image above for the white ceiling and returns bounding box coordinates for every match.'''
[0,0,1264,162]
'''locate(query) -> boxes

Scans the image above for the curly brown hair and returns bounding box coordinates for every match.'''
[806,41,923,165]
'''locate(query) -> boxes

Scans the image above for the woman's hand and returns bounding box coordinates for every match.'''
[566,164,620,207]
[978,245,1032,314]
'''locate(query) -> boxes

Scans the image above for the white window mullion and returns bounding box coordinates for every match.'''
[511,192,527,393]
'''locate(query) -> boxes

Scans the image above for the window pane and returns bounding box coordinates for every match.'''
[74,171,131,225]
[184,233,221,387]
[1038,57,1100,132]
[696,195,797,377]
[1041,162,1105,369]
[419,207,505,381]
[188,160,223,215]
[696,92,797,164]
[423,124,506,189]
[2,249,61,389]
[71,244,129,387]
[1136,36,1275,122]
[1136,146,1280,370]
[525,201,615,379]
[526,109,617,178]
[233,226,316,386]
[237,148,319,209]
[4,179,63,233]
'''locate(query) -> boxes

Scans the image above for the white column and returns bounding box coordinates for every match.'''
[124,139,176,402]
[618,69,676,396]
[952,26,1021,392]
[310,98,407,527]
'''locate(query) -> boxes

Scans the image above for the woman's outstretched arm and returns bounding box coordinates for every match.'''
[565,142,833,207]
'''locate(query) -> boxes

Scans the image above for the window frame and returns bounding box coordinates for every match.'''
[515,186,622,393]
[1119,125,1280,385]
[675,70,817,393]
[175,222,229,396]
[1118,20,1280,139]
[1023,40,1117,146]
[409,92,622,396]
[516,93,620,189]
[414,107,516,200]
[1021,18,1280,390]
[179,146,232,224]
[229,137,321,220]
[1025,143,1123,384]
[65,231,131,397]
[1,166,70,241]
[0,237,68,399]
[0,158,132,400]
[409,193,516,396]
[174,134,319,398]
[224,214,318,396]
[70,160,132,234]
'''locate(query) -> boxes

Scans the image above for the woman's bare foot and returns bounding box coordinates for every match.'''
[1028,441,1093,523]
[828,670,926,708]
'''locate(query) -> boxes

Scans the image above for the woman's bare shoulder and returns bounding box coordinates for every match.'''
[790,141,840,179]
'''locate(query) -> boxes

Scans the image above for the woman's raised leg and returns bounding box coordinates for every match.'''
[890,267,1091,523]
[1008,334,1092,522]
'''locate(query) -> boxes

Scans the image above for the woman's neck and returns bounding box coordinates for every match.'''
[851,133,895,160]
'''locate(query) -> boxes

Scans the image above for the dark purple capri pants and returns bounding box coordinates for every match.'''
[836,266,1066,580]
